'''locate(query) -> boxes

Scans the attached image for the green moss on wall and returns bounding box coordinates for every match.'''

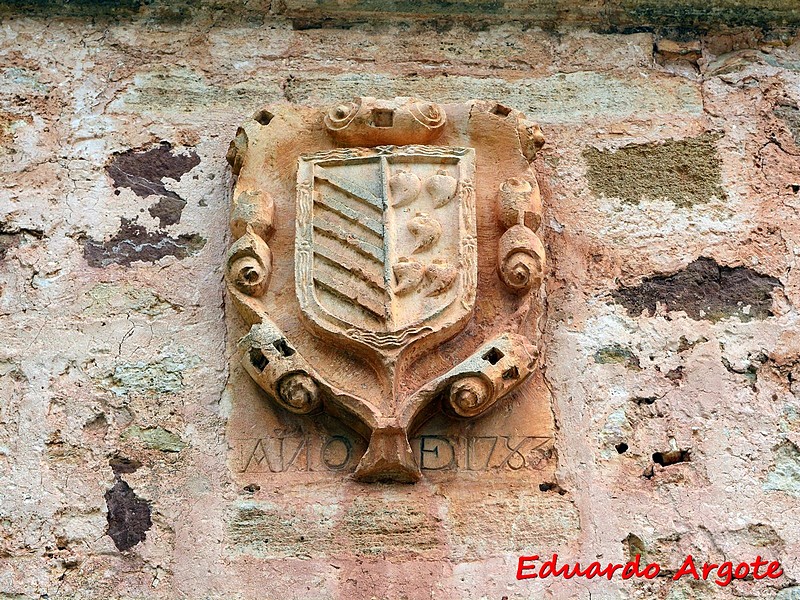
[1,0,798,29]
[620,0,800,29]
[0,0,142,18]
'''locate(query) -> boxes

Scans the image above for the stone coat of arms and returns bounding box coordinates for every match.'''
[226,97,546,482]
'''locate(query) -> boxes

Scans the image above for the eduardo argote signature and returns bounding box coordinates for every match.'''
[517,553,784,587]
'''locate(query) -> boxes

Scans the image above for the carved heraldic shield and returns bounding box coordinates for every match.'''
[226,97,546,482]
[296,145,476,353]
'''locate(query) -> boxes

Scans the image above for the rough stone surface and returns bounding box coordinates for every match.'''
[584,133,726,207]
[1,7,799,600]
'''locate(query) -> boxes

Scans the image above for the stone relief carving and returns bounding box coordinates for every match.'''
[225,97,546,483]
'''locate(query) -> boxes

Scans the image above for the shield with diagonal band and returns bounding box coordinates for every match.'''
[295,145,477,355]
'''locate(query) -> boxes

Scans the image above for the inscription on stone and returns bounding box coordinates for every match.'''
[234,435,553,474]
[413,435,553,471]
[235,435,360,473]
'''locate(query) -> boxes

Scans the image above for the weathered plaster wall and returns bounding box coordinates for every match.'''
[1,7,800,599]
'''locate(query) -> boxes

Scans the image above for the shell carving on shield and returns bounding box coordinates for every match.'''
[226,97,547,483]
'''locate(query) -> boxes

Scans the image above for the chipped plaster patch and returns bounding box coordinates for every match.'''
[613,257,782,321]
[83,219,206,267]
[85,282,180,318]
[584,134,725,207]
[98,346,201,396]
[121,425,186,452]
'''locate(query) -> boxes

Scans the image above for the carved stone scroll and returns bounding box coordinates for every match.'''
[324,97,447,146]
[225,96,547,483]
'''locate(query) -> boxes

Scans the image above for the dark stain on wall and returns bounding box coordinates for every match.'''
[105,478,152,551]
[1,0,799,30]
[107,142,199,226]
[107,142,199,200]
[613,257,782,321]
[283,1,800,32]
[619,1,800,30]
[0,232,22,261]
[109,456,142,475]
[584,133,725,207]
[83,218,205,267]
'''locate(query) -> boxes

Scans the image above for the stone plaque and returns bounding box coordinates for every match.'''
[225,97,548,483]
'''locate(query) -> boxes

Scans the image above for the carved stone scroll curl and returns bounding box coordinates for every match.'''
[397,333,538,426]
[277,373,321,415]
[325,97,447,146]
[239,322,323,416]
[324,101,359,131]
[226,230,272,298]
[498,224,546,294]
[495,172,546,295]
[449,375,493,417]
[444,334,537,418]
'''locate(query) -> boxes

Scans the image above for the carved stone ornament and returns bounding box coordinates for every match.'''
[226,97,547,483]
